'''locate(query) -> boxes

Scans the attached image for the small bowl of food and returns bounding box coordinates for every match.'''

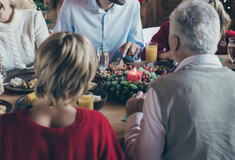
[148,61,176,75]
[90,88,108,110]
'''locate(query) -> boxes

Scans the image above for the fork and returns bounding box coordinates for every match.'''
[112,56,124,68]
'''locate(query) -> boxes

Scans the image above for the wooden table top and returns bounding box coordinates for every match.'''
[0,54,233,140]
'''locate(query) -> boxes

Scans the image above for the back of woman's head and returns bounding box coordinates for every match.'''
[170,1,220,54]
[184,0,231,39]
[209,0,231,41]
[35,32,97,105]
[9,0,36,9]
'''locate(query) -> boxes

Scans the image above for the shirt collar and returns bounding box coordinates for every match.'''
[86,0,123,13]
[174,54,223,72]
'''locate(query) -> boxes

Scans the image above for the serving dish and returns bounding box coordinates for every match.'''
[147,61,176,75]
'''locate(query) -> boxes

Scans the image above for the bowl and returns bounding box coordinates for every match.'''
[147,61,176,75]
[90,88,108,110]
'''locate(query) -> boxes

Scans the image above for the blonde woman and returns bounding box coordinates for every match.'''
[141,0,235,60]
[0,0,49,71]
[0,32,125,160]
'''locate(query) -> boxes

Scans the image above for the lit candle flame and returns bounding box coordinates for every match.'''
[133,67,137,72]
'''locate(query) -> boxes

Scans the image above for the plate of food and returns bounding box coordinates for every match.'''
[15,92,36,111]
[0,99,13,114]
[147,61,176,75]
[4,72,37,93]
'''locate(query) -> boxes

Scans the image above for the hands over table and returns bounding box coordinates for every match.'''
[126,91,146,117]
[120,41,139,57]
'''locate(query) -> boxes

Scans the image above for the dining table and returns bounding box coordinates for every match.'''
[0,54,233,143]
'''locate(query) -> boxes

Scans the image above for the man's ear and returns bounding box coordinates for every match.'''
[169,34,180,52]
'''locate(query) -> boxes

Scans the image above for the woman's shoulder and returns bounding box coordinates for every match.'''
[18,9,42,19]
[78,108,107,121]
[77,108,110,126]
[161,21,170,28]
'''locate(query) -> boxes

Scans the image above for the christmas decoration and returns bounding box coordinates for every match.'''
[33,0,53,30]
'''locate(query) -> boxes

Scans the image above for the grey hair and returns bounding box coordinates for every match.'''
[169,1,220,54]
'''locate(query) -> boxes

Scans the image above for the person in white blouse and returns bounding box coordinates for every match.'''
[0,0,49,71]
[125,1,235,160]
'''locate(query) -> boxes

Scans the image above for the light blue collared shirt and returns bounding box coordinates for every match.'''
[53,0,144,62]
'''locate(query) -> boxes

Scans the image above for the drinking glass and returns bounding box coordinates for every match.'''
[97,47,109,76]
[227,37,235,69]
[146,42,158,64]
[78,91,94,110]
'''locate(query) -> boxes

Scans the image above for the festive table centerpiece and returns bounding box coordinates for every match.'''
[103,64,159,103]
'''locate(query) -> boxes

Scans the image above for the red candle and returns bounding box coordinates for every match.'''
[127,67,143,82]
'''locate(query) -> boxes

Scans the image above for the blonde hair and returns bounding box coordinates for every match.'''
[35,32,97,106]
[209,0,231,43]
[9,0,37,9]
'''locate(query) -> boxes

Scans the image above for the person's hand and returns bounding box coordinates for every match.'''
[0,74,4,95]
[120,41,139,58]
[158,51,173,61]
[126,91,146,117]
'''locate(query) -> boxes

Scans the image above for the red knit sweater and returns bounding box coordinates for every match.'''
[141,21,235,60]
[0,108,125,160]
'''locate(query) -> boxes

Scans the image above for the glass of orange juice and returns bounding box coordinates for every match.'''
[78,91,93,110]
[146,42,158,64]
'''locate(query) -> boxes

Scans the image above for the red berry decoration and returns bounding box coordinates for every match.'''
[108,63,112,67]
[129,65,133,69]
[143,81,147,85]
[145,66,148,70]
[107,70,111,74]
[112,70,116,74]
[123,64,126,67]
[143,71,146,74]
[161,71,167,76]
[122,90,126,94]
[111,67,115,71]
[123,68,126,71]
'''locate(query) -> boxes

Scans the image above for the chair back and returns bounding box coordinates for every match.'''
[142,27,160,46]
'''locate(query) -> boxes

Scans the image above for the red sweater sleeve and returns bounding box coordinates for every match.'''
[141,21,170,60]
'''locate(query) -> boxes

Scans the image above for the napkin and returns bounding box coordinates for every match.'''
[122,116,127,122]
[219,58,223,63]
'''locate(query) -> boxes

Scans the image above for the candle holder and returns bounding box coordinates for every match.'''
[127,67,143,82]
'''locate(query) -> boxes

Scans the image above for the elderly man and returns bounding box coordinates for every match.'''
[125,1,235,160]
[53,0,144,62]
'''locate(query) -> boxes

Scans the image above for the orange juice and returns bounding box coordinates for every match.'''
[78,95,93,110]
[146,44,158,64]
